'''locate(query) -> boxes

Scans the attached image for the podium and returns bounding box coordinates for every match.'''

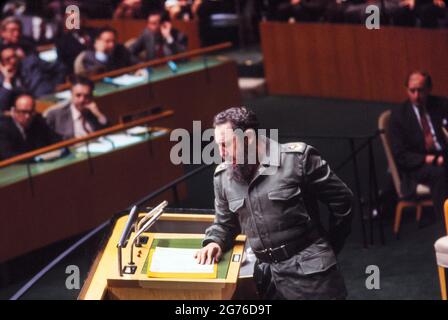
[79,212,246,300]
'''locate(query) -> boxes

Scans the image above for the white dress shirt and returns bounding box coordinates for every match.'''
[70,104,93,138]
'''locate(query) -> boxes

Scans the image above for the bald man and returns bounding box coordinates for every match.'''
[0,94,61,160]
[389,71,448,219]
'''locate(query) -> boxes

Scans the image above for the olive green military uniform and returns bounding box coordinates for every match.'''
[203,139,353,299]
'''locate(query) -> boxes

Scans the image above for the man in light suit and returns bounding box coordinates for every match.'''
[128,10,188,62]
[45,76,108,140]
[389,71,448,218]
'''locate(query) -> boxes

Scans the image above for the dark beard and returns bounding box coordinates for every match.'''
[229,136,261,184]
[231,163,258,184]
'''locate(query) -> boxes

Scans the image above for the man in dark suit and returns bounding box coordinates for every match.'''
[45,76,108,140]
[274,0,330,22]
[128,10,188,62]
[342,0,416,26]
[55,23,96,75]
[413,0,447,28]
[79,27,137,76]
[0,94,60,161]
[0,44,67,113]
[389,71,448,218]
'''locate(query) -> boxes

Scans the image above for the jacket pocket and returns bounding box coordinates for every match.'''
[268,185,301,201]
[297,248,337,275]
[228,198,245,213]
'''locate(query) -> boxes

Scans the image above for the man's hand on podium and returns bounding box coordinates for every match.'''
[195,243,222,265]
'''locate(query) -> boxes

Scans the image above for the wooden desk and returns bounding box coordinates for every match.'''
[79,213,246,300]
[0,119,186,263]
[37,57,241,129]
[260,22,448,103]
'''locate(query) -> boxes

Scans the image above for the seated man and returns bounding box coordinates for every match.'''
[389,71,448,218]
[275,0,331,22]
[45,76,108,140]
[79,27,137,75]
[128,10,188,62]
[413,0,447,28]
[0,16,36,57]
[0,45,67,113]
[343,0,416,26]
[165,0,202,20]
[113,0,147,19]
[0,94,61,160]
[55,20,96,75]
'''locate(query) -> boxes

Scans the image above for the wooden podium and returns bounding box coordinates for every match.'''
[79,212,246,300]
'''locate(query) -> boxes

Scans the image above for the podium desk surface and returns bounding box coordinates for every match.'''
[80,213,246,300]
[141,237,233,279]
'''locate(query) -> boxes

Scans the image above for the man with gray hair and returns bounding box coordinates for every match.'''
[0,16,35,57]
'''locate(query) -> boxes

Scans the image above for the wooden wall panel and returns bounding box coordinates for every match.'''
[261,22,448,103]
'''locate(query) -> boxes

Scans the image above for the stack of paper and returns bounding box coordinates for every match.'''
[108,74,147,86]
[148,247,217,279]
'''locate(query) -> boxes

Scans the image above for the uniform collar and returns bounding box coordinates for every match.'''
[259,136,280,168]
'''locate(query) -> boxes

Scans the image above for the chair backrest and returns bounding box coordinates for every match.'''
[73,51,88,75]
[378,110,403,198]
[444,199,448,234]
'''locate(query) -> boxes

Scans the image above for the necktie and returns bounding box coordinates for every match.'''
[418,107,436,152]
[81,115,91,135]
[156,42,164,58]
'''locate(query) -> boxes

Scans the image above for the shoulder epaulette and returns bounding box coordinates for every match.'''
[214,163,230,176]
[281,142,307,153]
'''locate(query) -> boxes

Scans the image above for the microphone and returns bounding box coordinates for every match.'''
[135,200,168,246]
[128,201,167,266]
[117,205,138,276]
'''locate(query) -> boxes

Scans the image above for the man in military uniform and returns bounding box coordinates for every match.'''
[195,107,353,300]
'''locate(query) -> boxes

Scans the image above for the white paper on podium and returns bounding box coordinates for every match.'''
[149,247,215,274]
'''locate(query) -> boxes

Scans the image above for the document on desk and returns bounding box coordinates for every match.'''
[54,90,71,100]
[108,74,147,86]
[147,247,217,279]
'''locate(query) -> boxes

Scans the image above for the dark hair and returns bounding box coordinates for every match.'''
[1,16,22,31]
[0,43,18,54]
[147,9,170,22]
[0,44,18,64]
[405,70,432,89]
[68,75,95,92]
[95,26,117,40]
[213,107,259,132]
